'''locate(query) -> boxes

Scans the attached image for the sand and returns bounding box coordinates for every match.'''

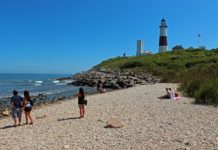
[0,83,218,150]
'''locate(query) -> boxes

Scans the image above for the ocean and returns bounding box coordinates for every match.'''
[0,74,96,107]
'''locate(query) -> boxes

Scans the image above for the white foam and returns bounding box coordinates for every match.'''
[53,80,60,84]
[35,80,43,83]
[64,80,75,83]
[46,90,61,95]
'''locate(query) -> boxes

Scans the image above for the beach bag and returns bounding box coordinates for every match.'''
[83,99,87,105]
[30,100,34,106]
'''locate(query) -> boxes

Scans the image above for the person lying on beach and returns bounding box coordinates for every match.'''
[76,87,87,118]
[159,88,171,99]
[23,90,34,125]
[11,90,23,127]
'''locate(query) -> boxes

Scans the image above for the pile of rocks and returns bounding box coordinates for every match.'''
[0,103,10,117]
[69,68,160,89]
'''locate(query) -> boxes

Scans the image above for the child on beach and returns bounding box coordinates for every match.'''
[11,90,23,127]
[23,90,33,125]
[76,87,87,118]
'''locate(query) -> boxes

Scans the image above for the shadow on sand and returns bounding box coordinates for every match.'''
[0,125,15,129]
[57,117,80,121]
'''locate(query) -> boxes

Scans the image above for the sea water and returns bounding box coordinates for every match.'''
[0,74,95,107]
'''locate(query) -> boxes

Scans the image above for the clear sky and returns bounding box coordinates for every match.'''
[0,0,217,74]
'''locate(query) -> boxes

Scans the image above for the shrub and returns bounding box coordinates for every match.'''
[180,63,218,104]
[156,69,179,83]
[195,80,218,104]
[121,61,143,69]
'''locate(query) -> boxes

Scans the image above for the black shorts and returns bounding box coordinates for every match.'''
[24,107,32,112]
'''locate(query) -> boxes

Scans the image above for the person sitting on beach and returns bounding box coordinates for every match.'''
[97,81,105,93]
[159,88,171,99]
[23,90,33,125]
[76,87,86,118]
[175,92,179,97]
[170,88,180,100]
[169,88,175,99]
[174,88,179,98]
[11,90,23,127]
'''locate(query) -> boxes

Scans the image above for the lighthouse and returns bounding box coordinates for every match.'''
[159,18,168,53]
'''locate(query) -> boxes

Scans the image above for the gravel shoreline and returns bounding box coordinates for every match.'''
[0,83,218,149]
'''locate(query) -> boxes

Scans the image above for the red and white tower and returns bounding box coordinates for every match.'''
[159,18,168,53]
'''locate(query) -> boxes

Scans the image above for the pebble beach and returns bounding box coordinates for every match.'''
[0,83,218,150]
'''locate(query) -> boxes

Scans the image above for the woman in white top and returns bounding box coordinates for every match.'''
[23,90,33,125]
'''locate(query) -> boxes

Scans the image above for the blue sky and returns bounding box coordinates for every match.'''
[0,0,217,74]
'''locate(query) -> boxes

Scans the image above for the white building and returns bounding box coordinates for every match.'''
[136,40,152,56]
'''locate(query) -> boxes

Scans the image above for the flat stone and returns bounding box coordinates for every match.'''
[106,118,123,128]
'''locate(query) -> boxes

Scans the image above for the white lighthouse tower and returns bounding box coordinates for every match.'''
[159,18,168,53]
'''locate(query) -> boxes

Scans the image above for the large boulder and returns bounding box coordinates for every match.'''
[1,110,10,116]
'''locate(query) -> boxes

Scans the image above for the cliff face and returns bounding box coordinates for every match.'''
[70,68,160,89]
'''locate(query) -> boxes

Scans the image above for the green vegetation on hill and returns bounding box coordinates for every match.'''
[94,48,218,104]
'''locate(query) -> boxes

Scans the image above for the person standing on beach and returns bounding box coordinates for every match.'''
[76,87,86,118]
[97,81,105,93]
[11,90,23,127]
[23,90,34,125]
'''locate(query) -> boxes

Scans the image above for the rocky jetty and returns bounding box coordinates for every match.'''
[69,68,160,89]
[55,76,72,81]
